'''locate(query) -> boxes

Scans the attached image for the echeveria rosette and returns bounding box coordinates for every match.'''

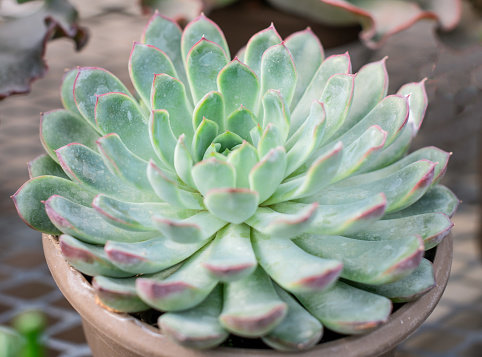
[267,0,462,48]
[13,13,458,351]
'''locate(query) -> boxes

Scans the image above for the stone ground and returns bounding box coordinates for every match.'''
[0,1,481,356]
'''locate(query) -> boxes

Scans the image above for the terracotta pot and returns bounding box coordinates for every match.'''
[42,232,452,357]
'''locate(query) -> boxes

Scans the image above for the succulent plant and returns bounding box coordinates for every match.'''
[267,0,462,48]
[13,13,458,351]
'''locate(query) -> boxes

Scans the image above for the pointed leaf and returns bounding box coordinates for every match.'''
[249,147,287,203]
[186,38,229,104]
[285,28,324,109]
[218,59,260,115]
[204,188,259,224]
[151,74,194,143]
[260,43,297,109]
[203,223,257,282]
[147,160,204,209]
[349,258,435,303]
[59,234,133,278]
[173,134,195,188]
[152,211,227,244]
[290,53,351,135]
[96,133,153,192]
[252,231,342,294]
[40,109,100,163]
[220,266,287,337]
[295,282,392,335]
[225,106,257,143]
[398,79,428,135]
[246,203,319,239]
[295,234,424,285]
[226,141,258,188]
[92,194,199,232]
[149,109,178,170]
[28,154,69,180]
[261,89,290,143]
[12,176,95,235]
[192,91,225,131]
[105,236,211,274]
[136,244,218,311]
[335,58,388,137]
[244,24,282,78]
[181,14,230,62]
[257,124,284,159]
[158,285,228,349]
[383,185,459,219]
[61,68,82,116]
[74,67,131,128]
[45,195,157,244]
[129,42,177,107]
[192,118,219,162]
[212,131,244,152]
[192,158,236,196]
[93,276,150,313]
[57,144,158,203]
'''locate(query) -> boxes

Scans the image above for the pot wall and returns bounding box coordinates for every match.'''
[42,233,452,357]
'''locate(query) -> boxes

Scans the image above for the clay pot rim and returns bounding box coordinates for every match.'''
[42,233,452,357]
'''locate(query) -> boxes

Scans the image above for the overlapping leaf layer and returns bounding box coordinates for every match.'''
[14,13,458,351]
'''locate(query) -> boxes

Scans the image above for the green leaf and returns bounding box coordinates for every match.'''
[173,134,196,188]
[57,144,158,203]
[181,14,230,64]
[192,118,219,162]
[74,67,131,128]
[212,131,244,152]
[128,42,177,107]
[295,282,391,335]
[252,231,342,294]
[285,28,324,110]
[186,38,229,104]
[261,90,290,143]
[265,142,341,205]
[244,24,282,79]
[249,147,286,203]
[290,53,351,136]
[158,285,228,349]
[45,195,157,245]
[147,160,205,209]
[136,244,218,311]
[192,91,225,131]
[12,176,95,235]
[349,212,453,251]
[217,59,260,115]
[220,266,287,337]
[152,211,227,244]
[226,142,259,188]
[335,58,388,137]
[225,106,258,143]
[141,13,188,97]
[40,109,100,163]
[204,188,259,224]
[60,68,82,116]
[203,224,257,282]
[151,74,194,144]
[257,124,284,160]
[383,185,459,219]
[246,203,318,239]
[260,43,297,110]
[149,109,178,170]
[348,258,435,303]
[96,133,153,192]
[318,74,355,144]
[59,235,133,278]
[28,154,68,180]
[92,194,199,232]
[93,276,150,313]
[307,160,436,214]
[192,158,236,196]
[295,234,424,285]
[105,237,211,274]
[284,101,326,177]
[397,79,428,135]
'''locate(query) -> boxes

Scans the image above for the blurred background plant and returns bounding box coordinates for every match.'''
[0,310,46,357]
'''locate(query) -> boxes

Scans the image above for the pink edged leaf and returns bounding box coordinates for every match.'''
[93,276,150,313]
[0,0,88,100]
